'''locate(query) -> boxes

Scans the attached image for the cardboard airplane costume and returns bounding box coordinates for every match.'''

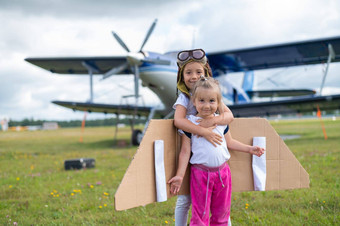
[115,118,309,211]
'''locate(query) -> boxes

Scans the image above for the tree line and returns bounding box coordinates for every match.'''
[8,117,148,128]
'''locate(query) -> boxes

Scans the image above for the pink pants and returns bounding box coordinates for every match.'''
[190,162,232,226]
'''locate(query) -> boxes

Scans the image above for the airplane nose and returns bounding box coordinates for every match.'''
[126,52,144,66]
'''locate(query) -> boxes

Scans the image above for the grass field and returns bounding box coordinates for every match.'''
[0,118,339,225]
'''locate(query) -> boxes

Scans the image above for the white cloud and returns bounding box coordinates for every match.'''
[1,0,340,121]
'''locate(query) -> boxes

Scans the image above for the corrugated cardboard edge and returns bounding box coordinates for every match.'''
[114,120,177,211]
[115,118,309,211]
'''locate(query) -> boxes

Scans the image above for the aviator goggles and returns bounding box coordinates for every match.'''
[177,49,206,62]
[177,49,207,67]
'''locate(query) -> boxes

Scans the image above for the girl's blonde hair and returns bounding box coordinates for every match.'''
[191,77,224,114]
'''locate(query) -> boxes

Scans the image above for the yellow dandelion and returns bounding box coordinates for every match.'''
[9,185,12,188]
[173,219,175,222]
[323,201,325,203]
[104,204,107,207]
[50,192,54,195]
[246,203,249,206]
[90,185,94,189]
[71,193,74,196]
[16,177,20,181]
[99,206,103,209]
[103,192,109,196]
[53,190,58,193]
[56,194,59,197]
[30,165,34,170]
[165,220,168,224]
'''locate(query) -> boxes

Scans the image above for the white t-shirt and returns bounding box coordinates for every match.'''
[186,114,230,168]
[173,93,197,116]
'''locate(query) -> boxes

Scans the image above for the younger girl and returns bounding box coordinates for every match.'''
[171,49,234,226]
[170,77,265,225]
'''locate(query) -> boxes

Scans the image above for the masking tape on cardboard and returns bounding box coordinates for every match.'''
[154,140,167,202]
[252,137,266,191]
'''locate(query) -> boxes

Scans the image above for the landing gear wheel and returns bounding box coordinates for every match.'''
[132,129,143,146]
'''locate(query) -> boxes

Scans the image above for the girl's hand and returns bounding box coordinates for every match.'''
[249,146,265,157]
[196,118,215,128]
[200,126,223,147]
[168,176,183,194]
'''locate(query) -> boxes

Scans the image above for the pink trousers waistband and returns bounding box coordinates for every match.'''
[192,161,228,172]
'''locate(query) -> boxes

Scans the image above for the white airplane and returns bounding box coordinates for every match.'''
[25,19,340,145]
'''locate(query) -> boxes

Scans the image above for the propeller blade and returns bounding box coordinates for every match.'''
[102,62,129,80]
[139,19,158,52]
[134,64,140,104]
[112,31,130,52]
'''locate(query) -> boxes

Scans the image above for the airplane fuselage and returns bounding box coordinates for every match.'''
[139,64,178,114]
[137,51,250,116]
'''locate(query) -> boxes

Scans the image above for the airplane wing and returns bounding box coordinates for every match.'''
[25,56,130,74]
[229,94,340,117]
[247,89,316,98]
[207,36,340,72]
[52,101,156,117]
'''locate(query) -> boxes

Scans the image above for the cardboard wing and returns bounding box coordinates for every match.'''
[115,118,309,211]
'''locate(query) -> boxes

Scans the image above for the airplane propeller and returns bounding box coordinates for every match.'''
[112,31,131,53]
[102,19,158,86]
[139,19,157,52]
[103,19,170,80]
[102,19,159,145]
[108,19,158,100]
[102,62,129,80]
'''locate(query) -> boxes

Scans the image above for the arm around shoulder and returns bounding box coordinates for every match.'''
[174,105,223,147]
[219,103,234,125]
[174,105,201,135]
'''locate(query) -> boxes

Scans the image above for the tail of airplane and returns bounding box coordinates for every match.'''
[217,72,252,104]
[224,71,253,104]
[242,71,254,92]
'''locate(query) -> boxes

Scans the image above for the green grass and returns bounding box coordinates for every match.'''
[0,118,339,225]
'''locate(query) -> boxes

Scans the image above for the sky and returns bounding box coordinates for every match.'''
[1,0,340,121]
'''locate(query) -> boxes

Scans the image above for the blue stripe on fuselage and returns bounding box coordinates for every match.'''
[139,64,178,73]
